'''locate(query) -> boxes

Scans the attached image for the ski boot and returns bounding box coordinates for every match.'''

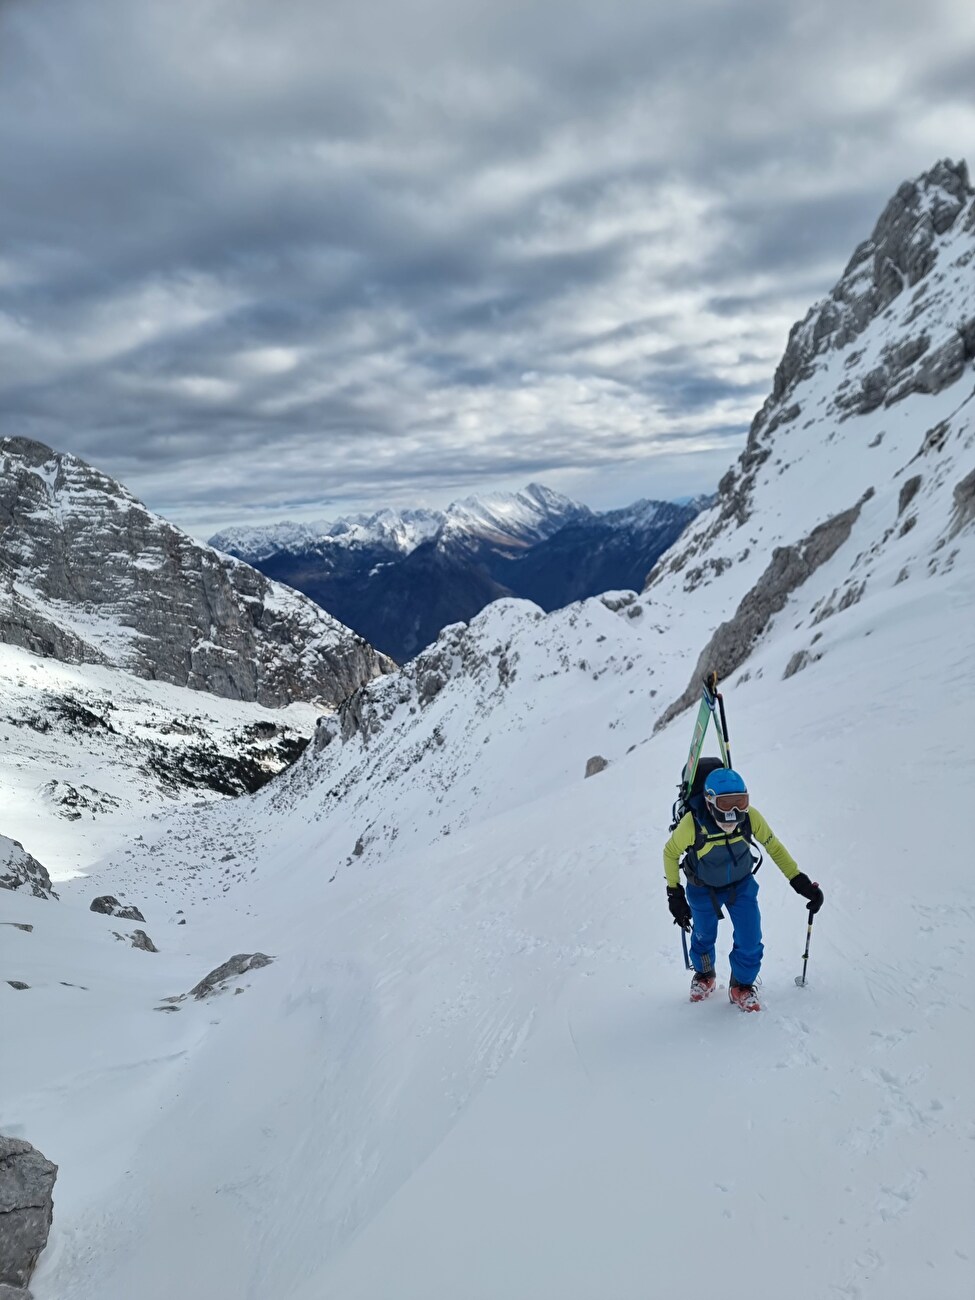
[689,969,717,1002]
[729,977,761,1013]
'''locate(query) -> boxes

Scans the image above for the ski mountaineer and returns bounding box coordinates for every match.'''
[663,767,824,1011]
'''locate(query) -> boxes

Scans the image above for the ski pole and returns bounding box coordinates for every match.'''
[680,925,691,971]
[795,910,815,987]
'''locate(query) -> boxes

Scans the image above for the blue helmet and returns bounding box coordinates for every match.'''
[703,768,747,797]
[703,767,749,822]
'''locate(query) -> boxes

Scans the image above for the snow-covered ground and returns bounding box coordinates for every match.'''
[0,642,318,881]
[3,542,973,1298]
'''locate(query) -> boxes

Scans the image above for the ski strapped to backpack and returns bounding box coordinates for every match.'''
[670,672,731,830]
[669,672,763,916]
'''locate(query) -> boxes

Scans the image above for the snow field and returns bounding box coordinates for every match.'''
[1,549,969,1300]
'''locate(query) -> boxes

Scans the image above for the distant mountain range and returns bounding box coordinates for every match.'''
[210,485,709,661]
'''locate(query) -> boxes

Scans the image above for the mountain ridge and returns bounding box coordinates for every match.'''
[0,436,394,708]
[211,483,705,661]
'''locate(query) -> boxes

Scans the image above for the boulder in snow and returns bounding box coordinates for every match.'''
[585,755,609,778]
[0,1135,57,1293]
[186,953,275,1001]
[0,837,57,901]
[89,895,145,922]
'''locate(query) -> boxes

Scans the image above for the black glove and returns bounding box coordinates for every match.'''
[790,872,824,914]
[667,884,692,930]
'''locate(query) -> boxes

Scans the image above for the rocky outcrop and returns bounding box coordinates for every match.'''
[90,895,145,922]
[773,159,972,408]
[0,837,57,900]
[0,1135,57,1296]
[949,467,975,538]
[648,161,974,590]
[656,493,871,729]
[0,437,394,707]
[584,755,609,778]
[188,953,274,1000]
[129,930,158,953]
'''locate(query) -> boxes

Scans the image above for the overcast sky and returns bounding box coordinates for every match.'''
[2,0,973,538]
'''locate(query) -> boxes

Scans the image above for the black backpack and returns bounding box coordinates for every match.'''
[669,755,725,831]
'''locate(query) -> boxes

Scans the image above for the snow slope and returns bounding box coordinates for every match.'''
[3,160,975,1300]
[0,641,318,882]
[4,558,973,1300]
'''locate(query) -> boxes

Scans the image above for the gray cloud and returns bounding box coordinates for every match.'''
[1,0,974,535]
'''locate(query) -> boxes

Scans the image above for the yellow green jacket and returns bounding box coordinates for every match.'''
[663,805,798,889]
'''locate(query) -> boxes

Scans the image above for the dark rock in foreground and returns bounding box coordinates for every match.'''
[0,1135,57,1294]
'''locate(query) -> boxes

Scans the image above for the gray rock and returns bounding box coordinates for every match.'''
[783,651,811,679]
[0,1282,34,1299]
[129,930,158,953]
[0,1135,57,1291]
[656,493,870,730]
[89,895,145,922]
[0,924,33,933]
[6,982,29,991]
[911,335,966,394]
[769,160,972,408]
[188,953,274,1000]
[0,836,57,901]
[0,437,394,708]
[597,591,637,613]
[898,475,922,517]
[949,468,975,538]
[584,755,609,778]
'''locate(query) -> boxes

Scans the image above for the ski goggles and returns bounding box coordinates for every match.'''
[708,791,749,816]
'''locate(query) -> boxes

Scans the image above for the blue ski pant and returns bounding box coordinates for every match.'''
[687,873,763,985]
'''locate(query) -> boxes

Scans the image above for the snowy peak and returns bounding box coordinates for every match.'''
[439,483,590,554]
[646,157,975,720]
[209,521,328,562]
[324,507,443,552]
[210,485,589,564]
[0,437,393,708]
[770,158,973,415]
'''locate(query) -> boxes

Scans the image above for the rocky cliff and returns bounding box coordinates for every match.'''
[647,158,975,720]
[650,159,975,589]
[0,438,393,707]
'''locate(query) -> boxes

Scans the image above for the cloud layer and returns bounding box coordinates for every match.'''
[2,0,973,533]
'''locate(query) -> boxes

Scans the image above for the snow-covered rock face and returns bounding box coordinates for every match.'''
[207,520,328,563]
[437,482,591,554]
[0,641,324,881]
[0,834,56,900]
[647,157,975,714]
[772,158,973,417]
[0,437,393,708]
